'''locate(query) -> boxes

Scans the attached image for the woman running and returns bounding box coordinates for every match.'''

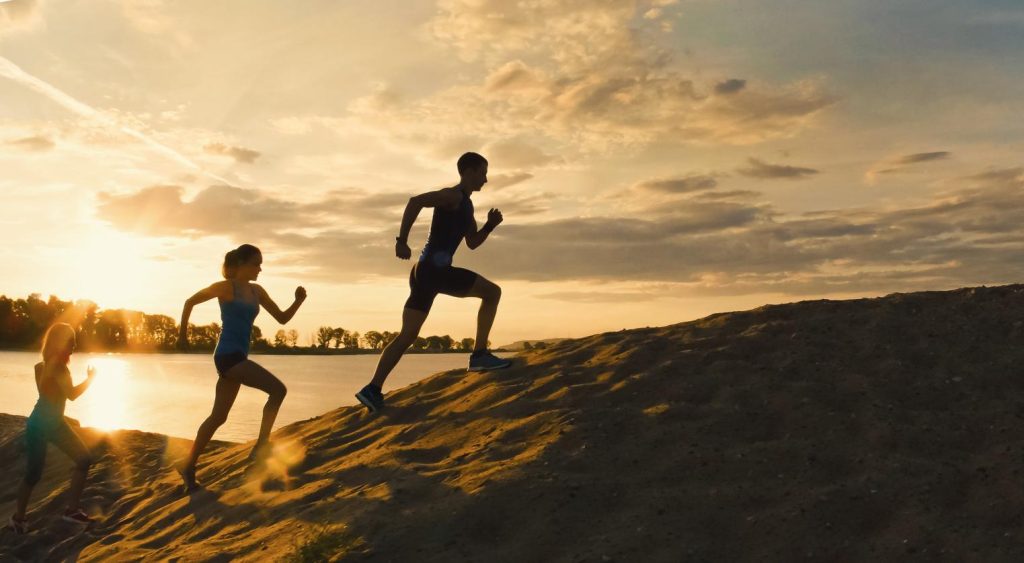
[178,244,306,491]
[7,323,96,534]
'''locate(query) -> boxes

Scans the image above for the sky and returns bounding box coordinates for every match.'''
[2,0,1024,346]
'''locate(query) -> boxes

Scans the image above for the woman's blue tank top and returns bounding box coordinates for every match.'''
[214,280,260,356]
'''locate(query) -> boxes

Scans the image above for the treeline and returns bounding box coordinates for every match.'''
[310,327,478,352]
[0,293,478,354]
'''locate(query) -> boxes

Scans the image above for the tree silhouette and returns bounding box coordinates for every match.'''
[331,327,346,349]
[315,326,334,349]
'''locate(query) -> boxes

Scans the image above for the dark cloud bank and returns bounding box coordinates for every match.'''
[97,168,1024,299]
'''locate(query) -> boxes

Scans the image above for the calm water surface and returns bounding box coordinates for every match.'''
[0,351,496,442]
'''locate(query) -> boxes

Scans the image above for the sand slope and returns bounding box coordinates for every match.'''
[4,284,1024,561]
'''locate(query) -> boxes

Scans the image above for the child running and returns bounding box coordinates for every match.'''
[178,244,306,491]
[7,323,96,534]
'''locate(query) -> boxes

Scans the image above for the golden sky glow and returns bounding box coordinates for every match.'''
[2,0,1024,344]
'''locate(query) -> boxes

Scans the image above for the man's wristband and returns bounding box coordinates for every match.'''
[396,236,407,243]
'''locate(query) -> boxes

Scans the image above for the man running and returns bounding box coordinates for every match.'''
[356,152,511,413]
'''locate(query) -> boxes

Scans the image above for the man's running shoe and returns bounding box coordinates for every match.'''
[355,384,384,413]
[469,350,512,371]
[6,515,28,535]
[61,508,93,525]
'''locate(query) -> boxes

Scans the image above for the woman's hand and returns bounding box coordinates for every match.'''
[86,365,96,379]
[295,286,307,302]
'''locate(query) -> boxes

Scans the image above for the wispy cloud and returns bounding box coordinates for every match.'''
[482,138,559,168]
[714,79,747,95]
[736,158,819,179]
[487,172,534,190]
[6,134,53,151]
[95,184,414,238]
[866,150,952,183]
[204,142,261,164]
[634,175,718,194]
[893,151,951,165]
[0,56,231,184]
[0,0,42,36]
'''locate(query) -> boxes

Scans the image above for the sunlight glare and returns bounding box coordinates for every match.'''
[64,225,157,308]
[78,356,132,432]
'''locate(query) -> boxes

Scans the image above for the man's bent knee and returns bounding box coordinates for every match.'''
[484,282,501,301]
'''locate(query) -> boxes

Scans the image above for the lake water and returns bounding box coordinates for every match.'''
[0,351,495,443]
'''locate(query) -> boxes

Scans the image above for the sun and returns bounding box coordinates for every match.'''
[61,224,161,308]
[75,355,133,432]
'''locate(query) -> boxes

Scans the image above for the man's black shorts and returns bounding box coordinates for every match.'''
[405,261,479,313]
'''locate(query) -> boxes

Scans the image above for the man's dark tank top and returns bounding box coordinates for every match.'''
[419,190,473,268]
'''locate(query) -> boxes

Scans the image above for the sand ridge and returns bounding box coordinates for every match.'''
[3,284,1024,560]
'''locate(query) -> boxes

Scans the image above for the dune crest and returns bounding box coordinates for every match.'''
[4,284,1024,561]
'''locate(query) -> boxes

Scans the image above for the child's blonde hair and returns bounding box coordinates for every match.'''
[40,322,76,364]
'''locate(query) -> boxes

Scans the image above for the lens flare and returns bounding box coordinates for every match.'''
[76,356,132,432]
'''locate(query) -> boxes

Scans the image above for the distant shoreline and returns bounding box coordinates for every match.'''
[0,347,511,356]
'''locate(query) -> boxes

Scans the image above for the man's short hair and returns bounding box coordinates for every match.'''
[457,152,488,175]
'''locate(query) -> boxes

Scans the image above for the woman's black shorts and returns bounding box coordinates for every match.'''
[404,261,479,313]
[214,351,248,376]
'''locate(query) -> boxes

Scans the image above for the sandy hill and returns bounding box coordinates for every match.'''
[4,284,1024,561]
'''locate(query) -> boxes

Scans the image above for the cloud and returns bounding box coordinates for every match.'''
[736,158,819,179]
[0,0,42,37]
[452,167,1024,294]
[866,151,952,182]
[963,167,1023,185]
[113,0,194,50]
[536,288,671,303]
[97,167,1024,299]
[693,190,761,201]
[95,185,302,237]
[634,174,718,194]
[338,1,837,156]
[203,142,261,164]
[0,56,231,184]
[486,191,552,217]
[483,138,559,168]
[6,134,54,151]
[714,79,746,95]
[317,189,412,225]
[893,151,951,165]
[487,172,534,190]
[484,60,549,93]
[94,184,412,238]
